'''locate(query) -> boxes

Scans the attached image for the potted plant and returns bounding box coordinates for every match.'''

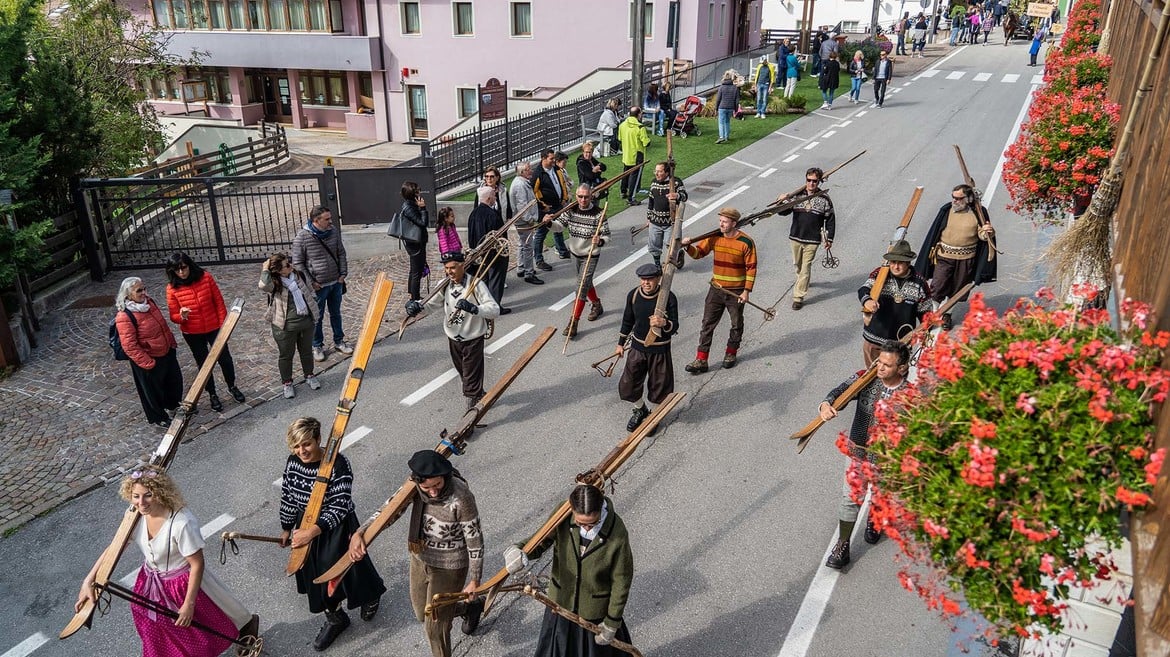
[852,288,1167,642]
[785,93,807,113]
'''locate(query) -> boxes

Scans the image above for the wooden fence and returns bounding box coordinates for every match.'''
[1100,0,1170,653]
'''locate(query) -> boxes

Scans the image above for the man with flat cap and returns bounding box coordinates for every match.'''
[349,450,484,657]
[680,207,757,374]
[858,240,931,367]
[406,252,501,410]
[616,263,679,433]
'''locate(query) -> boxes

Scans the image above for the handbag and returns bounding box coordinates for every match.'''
[387,202,426,243]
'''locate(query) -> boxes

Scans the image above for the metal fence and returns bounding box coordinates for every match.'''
[81,172,328,270]
[417,45,774,194]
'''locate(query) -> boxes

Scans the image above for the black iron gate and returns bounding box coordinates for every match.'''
[334,166,437,226]
[80,171,330,271]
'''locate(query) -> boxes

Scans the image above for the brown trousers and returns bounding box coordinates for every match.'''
[447,336,485,399]
[930,256,976,303]
[697,286,745,354]
[409,554,469,657]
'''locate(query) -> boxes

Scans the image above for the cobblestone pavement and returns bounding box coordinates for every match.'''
[0,239,438,534]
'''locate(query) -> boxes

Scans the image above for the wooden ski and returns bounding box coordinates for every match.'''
[60,298,247,640]
[517,583,644,657]
[286,273,393,574]
[645,132,683,347]
[425,391,685,620]
[863,186,923,326]
[544,163,647,224]
[562,203,609,354]
[789,282,975,452]
[312,326,556,584]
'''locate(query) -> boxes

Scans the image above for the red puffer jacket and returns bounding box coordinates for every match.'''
[117,298,178,369]
[166,273,227,335]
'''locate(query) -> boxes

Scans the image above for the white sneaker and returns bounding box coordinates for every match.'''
[820,103,829,109]
[306,375,321,390]
[312,346,326,362]
[334,340,354,355]
[283,382,295,399]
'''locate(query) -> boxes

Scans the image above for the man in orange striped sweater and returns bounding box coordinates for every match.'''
[680,208,758,373]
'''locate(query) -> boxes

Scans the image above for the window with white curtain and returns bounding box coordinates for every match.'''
[510,2,531,36]
[402,2,420,33]
[453,2,473,35]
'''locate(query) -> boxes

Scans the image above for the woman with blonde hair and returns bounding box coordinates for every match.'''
[260,252,321,399]
[115,276,183,427]
[279,417,385,651]
[76,465,258,656]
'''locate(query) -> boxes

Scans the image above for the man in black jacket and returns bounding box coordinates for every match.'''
[858,241,930,366]
[777,167,835,310]
[467,186,511,315]
[615,264,679,434]
[532,148,571,270]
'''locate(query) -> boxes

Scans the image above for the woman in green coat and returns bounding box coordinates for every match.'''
[505,484,634,657]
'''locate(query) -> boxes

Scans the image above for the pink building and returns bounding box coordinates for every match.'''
[128,0,763,143]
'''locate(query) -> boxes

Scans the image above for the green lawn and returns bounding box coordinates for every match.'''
[445,75,828,202]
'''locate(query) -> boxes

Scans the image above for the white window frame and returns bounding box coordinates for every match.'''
[509,1,532,38]
[512,88,533,98]
[628,1,653,39]
[456,86,477,119]
[452,1,474,37]
[400,1,420,35]
[706,1,714,39]
[718,2,726,37]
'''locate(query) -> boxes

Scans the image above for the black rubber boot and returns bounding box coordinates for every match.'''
[461,597,484,635]
[313,609,350,651]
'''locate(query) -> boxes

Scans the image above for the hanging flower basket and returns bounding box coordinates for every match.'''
[850,288,1168,641]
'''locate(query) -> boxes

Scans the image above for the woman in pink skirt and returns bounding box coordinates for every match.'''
[76,465,259,656]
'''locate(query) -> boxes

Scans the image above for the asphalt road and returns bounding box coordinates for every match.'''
[0,43,1055,657]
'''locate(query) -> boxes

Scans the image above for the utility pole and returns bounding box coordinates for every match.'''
[871,0,882,36]
[632,0,647,106]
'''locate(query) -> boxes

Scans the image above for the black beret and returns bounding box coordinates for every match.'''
[636,263,662,278]
[440,251,465,263]
[408,450,453,478]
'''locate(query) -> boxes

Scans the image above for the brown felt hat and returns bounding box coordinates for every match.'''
[718,207,741,221]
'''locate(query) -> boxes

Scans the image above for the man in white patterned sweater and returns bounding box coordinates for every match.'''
[349,450,483,657]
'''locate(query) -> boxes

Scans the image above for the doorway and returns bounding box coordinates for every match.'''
[406,85,429,140]
[261,74,292,123]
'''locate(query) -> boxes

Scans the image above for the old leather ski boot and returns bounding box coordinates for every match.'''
[825,539,851,570]
[562,318,579,338]
[313,609,350,651]
[587,300,604,321]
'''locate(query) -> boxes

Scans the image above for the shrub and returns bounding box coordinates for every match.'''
[785,93,807,109]
[857,289,1167,639]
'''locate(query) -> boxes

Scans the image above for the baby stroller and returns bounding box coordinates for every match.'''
[670,95,703,138]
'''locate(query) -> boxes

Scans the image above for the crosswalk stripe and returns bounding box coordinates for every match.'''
[1002,73,1020,83]
[945,71,966,80]
[973,73,992,82]
[919,69,940,78]
[1031,74,1044,84]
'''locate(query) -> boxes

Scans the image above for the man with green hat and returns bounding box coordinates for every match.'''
[858,240,931,367]
[616,263,679,433]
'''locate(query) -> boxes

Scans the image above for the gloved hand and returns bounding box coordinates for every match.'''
[455,299,479,315]
[503,545,529,574]
[594,622,617,646]
[405,300,423,317]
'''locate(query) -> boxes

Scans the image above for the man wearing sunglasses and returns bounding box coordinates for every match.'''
[915,184,997,330]
[777,168,837,310]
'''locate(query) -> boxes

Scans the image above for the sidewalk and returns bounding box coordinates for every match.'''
[0,227,431,535]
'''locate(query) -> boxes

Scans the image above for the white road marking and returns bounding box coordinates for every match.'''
[902,81,913,87]
[728,157,763,170]
[775,132,807,141]
[272,426,374,485]
[759,167,777,178]
[1031,73,1044,84]
[118,514,236,586]
[775,501,870,657]
[914,46,967,80]
[1002,73,1020,83]
[945,71,966,80]
[890,88,903,94]
[1,633,48,657]
[918,69,940,78]
[811,111,836,119]
[803,141,820,150]
[400,324,535,406]
[985,84,1040,205]
[856,110,867,117]
[835,120,852,127]
[783,154,800,163]
[973,72,992,82]
[822,130,836,138]
[549,186,750,312]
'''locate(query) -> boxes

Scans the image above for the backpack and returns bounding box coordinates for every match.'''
[108,310,138,361]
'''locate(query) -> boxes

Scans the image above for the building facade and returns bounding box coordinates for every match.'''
[130,0,764,143]
[761,0,932,35]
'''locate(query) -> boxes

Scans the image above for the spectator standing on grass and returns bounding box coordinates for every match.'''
[811,28,829,75]
[644,82,664,136]
[660,82,677,131]
[776,38,792,89]
[714,71,738,144]
[818,52,841,110]
[784,50,800,98]
[291,205,352,363]
[618,108,650,206]
[597,98,622,157]
[818,31,840,73]
[577,141,607,190]
[753,57,774,118]
[533,148,572,266]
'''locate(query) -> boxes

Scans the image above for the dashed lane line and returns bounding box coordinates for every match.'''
[822,130,836,138]
[1,633,48,657]
[945,71,966,80]
[803,141,820,150]
[400,325,535,406]
[759,167,778,178]
[783,154,800,163]
[918,69,940,78]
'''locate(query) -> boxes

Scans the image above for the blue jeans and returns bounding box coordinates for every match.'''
[717,108,732,139]
[534,223,568,262]
[313,282,344,348]
[821,89,835,106]
[652,110,665,135]
[949,27,960,45]
[756,85,769,114]
[850,77,862,100]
